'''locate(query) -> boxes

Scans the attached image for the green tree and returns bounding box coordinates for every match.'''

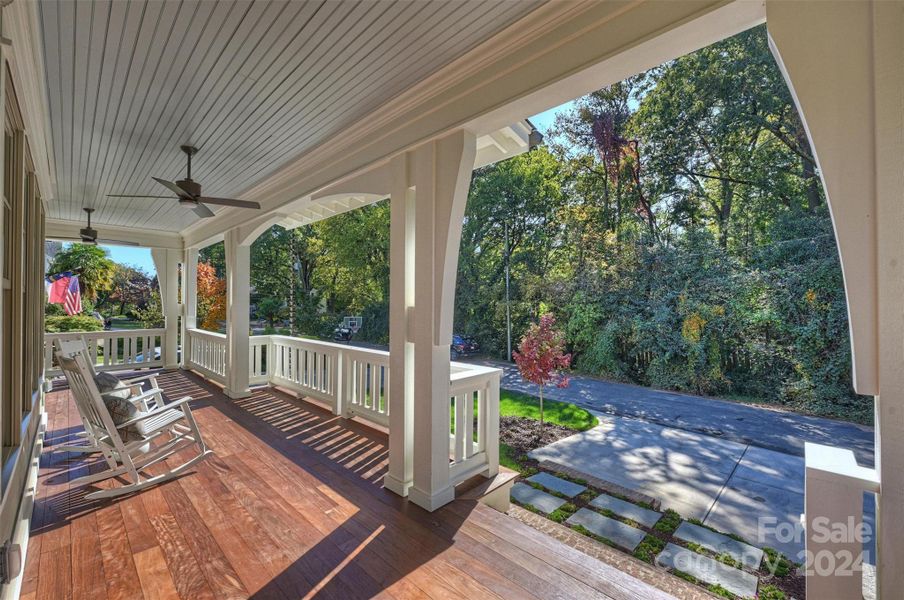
[47,244,116,301]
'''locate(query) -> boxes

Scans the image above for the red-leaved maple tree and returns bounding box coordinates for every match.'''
[513,314,571,428]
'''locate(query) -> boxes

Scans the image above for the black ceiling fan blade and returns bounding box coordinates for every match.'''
[152,177,194,199]
[192,203,216,218]
[198,196,261,209]
[106,194,175,199]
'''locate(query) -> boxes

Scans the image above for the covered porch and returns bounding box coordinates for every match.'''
[0,0,898,598]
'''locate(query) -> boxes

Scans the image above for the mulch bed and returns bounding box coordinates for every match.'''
[499,416,577,454]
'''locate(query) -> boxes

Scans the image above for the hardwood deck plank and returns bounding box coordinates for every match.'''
[175,461,292,597]
[35,545,71,600]
[147,512,217,600]
[132,546,180,600]
[96,504,144,600]
[155,478,248,600]
[70,510,107,600]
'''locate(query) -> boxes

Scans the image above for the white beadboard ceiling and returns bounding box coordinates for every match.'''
[39,0,542,233]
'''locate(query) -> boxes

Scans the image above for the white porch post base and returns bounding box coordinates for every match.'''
[408,484,455,513]
[223,388,253,399]
[383,473,413,498]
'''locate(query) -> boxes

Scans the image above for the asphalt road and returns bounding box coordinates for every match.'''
[463,358,875,467]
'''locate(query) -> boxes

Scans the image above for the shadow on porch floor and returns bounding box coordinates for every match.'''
[23,369,679,600]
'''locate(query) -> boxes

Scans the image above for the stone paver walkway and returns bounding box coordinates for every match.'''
[511,482,567,514]
[590,493,661,528]
[656,543,759,598]
[674,522,763,570]
[566,508,647,552]
[527,472,587,498]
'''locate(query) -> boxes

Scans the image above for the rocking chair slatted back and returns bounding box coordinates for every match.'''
[56,352,121,447]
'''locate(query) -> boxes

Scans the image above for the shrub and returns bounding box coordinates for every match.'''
[758,584,786,600]
[653,509,682,535]
[633,535,666,563]
[45,315,103,333]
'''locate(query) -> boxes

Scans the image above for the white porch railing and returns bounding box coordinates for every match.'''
[449,363,501,483]
[184,328,227,383]
[44,328,166,377]
[44,329,501,489]
[245,335,499,484]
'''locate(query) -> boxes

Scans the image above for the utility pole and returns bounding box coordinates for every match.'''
[288,231,297,337]
[505,219,512,362]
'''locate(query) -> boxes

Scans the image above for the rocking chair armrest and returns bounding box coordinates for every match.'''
[121,374,159,386]
[124,388,165,406]
[116,396,194,429]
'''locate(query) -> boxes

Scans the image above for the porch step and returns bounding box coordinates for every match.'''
[456,467,518,512]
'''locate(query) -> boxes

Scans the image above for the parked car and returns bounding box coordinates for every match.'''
[451,334,479,359]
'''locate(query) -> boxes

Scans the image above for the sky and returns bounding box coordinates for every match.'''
[529,100,575,136]
[104,245,156,274]
[59,102,576,277]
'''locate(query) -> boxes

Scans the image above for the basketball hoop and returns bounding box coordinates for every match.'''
[343,316,362,334]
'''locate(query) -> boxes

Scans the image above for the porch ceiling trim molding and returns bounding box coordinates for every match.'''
[182,0,766,248]
[45,218,183,250]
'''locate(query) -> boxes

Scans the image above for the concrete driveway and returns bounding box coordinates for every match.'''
[529,412,876,562]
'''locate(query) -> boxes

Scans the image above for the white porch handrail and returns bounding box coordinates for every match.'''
[184,328,227,384]
[44,328,166,377]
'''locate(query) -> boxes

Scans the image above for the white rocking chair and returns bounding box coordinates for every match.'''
[56,351,212,499]
[54,337,163,454]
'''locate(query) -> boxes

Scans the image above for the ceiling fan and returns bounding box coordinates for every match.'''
[77,208,138,246]
[106,145,261,218]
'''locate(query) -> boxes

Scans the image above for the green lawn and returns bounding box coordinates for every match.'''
[499,389,597,431]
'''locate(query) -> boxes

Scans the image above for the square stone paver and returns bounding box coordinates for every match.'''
[511,482,567,514]
[527,472,587,498]
[565,508,646,552]
[590,493,661,528]
[674,522,763,570]
[656,543,759,598]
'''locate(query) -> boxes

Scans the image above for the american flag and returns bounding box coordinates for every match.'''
[47,272,82,316]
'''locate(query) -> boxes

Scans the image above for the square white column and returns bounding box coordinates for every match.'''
[224,230,251,399]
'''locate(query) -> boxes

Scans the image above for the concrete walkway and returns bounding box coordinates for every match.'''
[467,358,875,466]
[529,412,876,561]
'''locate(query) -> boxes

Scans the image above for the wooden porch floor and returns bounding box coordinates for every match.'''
[23,369,676,600]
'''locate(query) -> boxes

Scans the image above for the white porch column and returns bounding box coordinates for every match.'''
[768,1,904,596]
[224,229,252,399]
[385,153,415,497]
[150,248,181,369]
[181,247,198,370]
[386,130,476,512]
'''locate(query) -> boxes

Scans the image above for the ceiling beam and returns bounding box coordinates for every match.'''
[45,219,184,250]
